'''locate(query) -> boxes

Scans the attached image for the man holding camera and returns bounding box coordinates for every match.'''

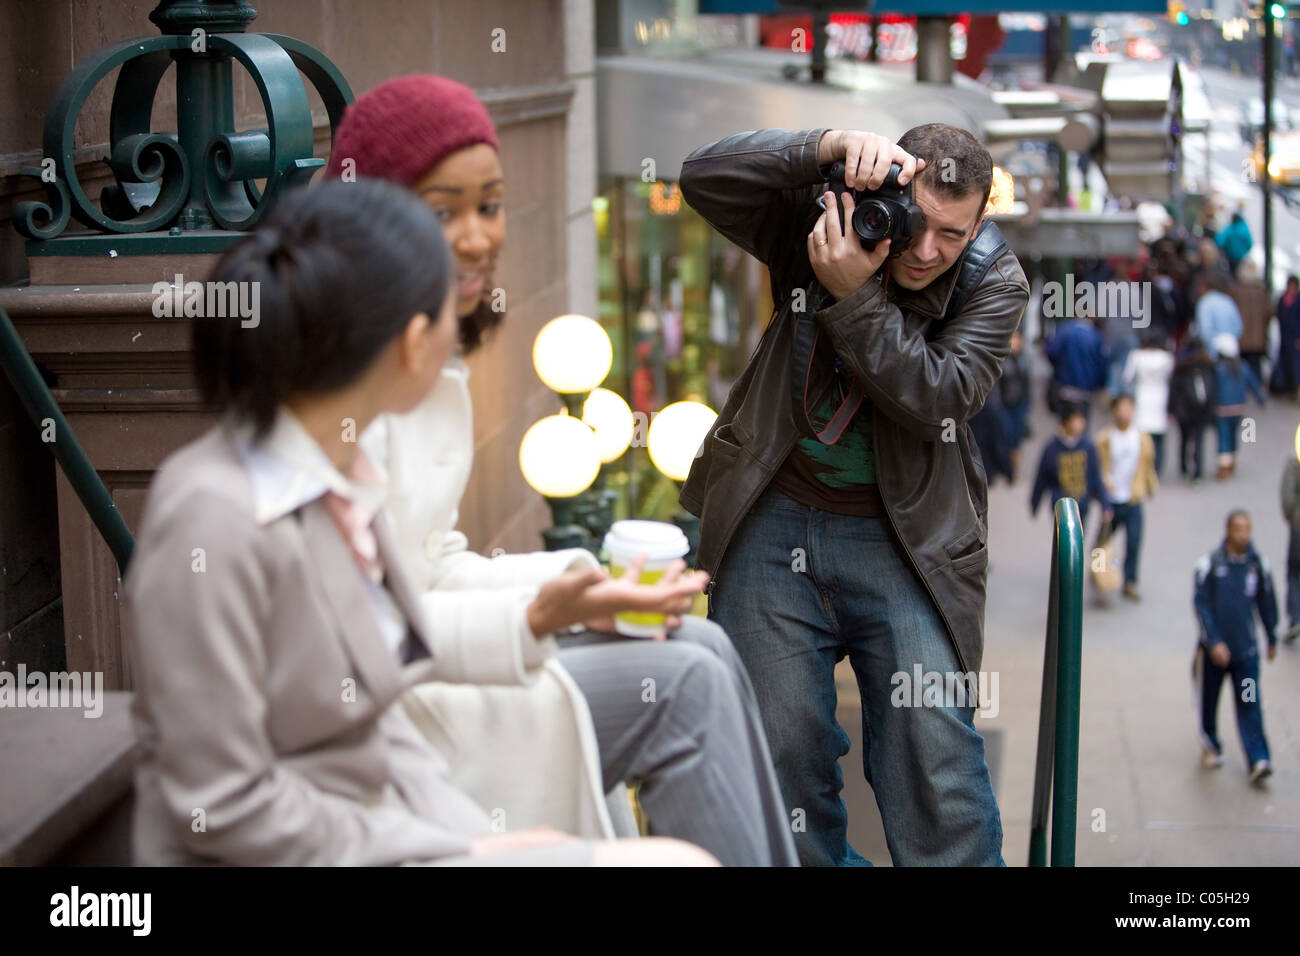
[679,125,1029,866]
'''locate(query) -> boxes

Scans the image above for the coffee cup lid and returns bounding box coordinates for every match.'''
[603,519,689,563]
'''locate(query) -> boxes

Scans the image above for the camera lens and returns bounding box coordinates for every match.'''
[856,201,894,241]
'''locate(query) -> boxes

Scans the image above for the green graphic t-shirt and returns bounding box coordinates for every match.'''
[772,382,881,516]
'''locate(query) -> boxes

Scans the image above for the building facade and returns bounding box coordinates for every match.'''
[0,0,598,683]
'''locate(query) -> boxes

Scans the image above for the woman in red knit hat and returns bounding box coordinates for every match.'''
[327,75,797,866]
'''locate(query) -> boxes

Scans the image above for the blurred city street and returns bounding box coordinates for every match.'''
[1194,64,1300,287]
[837,356,1300,865]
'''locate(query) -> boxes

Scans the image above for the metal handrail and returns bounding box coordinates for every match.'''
[0,302,133,573]
[1028,495,1084,866]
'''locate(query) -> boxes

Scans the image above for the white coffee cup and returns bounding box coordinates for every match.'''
[602,519,690,637]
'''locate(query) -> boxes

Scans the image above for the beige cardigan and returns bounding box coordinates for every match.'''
[1094,426,1159,505]
[123,422,500,865]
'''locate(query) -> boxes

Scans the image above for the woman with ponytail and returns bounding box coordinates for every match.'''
[123,179,715,866]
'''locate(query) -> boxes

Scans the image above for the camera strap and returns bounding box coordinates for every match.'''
[790,279,866,446]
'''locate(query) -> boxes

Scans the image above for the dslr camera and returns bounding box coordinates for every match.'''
[819,161,926,256]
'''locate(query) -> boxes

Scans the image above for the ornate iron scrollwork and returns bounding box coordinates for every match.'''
[13,1,353,244]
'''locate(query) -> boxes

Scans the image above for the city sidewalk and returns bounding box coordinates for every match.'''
[836,361,1300,865]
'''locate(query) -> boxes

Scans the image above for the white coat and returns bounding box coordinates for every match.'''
[363,355,629,839]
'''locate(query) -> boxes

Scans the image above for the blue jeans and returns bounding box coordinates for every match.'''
[1150,432,1166,478]
[1002,400,1030,449]
[1107,333,1138,396]
[1217,415,1240,456]
[1108,501,1144,586]
[709,484,1005,866]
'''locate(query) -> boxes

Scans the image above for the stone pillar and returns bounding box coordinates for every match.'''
[916,16,953,85]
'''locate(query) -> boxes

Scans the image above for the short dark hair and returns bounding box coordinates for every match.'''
[1139,327,1167,349]
[1059,402,1087,425]
[896,123,993,223]
[1226,508,1250,528]
[194,178,454,439]
[1110,392,1135,409]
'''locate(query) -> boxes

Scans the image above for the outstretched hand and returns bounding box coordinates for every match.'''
[527,555,709,640]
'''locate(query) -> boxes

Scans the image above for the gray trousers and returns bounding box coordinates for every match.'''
[556,616,799,867]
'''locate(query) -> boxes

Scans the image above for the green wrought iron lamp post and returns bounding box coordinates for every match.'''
[2,0,354,573]
[14,0,352,253]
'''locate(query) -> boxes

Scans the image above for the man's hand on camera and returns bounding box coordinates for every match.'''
[816,130,925,190]
[809,190,891,300]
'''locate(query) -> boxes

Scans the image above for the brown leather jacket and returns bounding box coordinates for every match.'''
[678,128,1029,674]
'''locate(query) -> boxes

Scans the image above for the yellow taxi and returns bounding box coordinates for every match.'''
[1253,131,1300,186]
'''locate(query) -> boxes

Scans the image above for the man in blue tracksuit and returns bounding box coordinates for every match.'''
[1193,510,1279,784]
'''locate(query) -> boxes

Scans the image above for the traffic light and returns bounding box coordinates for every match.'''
[1271,2,1287,18]
[1168,1,1189,25]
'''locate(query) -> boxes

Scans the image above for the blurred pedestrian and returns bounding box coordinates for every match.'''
[1045,313,1107,424]
[1194,271,1243,358]
[1146,259,1183,344]
[1211,333,1266,481]
[1193,511,1278,785]
[1215,209,1253,278]
[1123,327,1174,477]
[1273,275,1300,399]
[1153,238,1193,347]
[1095,393,1158,600]
[971,384,1013,487]
[1186,237,1233,313]
[999,327,1033,479]
[1169,334,1219,484]
[1103,310,1139,399]
[1229,259,1271,383]
[1031,403,1112,533]
[1277,454,1300,643]
[1193,193,1223,245]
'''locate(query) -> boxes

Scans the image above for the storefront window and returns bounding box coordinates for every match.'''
[595,175,771,521]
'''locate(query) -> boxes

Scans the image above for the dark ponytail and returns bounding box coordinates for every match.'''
[193,178,453,439]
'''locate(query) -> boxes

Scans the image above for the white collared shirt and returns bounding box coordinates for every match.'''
[232,409,410,658]
[1107,425,1141,505]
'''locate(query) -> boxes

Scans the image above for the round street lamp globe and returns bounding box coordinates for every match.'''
[648,401,717,483]
[532,314,613,394]
[582,387,635,464]
[519,413,601,498]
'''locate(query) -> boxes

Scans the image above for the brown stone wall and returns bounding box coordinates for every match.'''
[0,0,590,676]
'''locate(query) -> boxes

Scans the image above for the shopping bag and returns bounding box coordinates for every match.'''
[1089,517,1122,594]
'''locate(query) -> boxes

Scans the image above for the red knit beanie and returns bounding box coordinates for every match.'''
[324,74,499,187]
